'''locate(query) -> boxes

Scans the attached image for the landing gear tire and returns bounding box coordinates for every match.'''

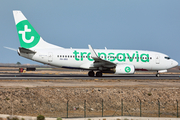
[156,73,160,77]
[88,71,94,77]
[96,71,102,77]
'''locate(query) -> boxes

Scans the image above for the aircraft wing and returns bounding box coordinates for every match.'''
[88,45,116,68]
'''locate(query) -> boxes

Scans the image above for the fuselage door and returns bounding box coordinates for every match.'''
[155,54,160,64]
[48,52,53,62]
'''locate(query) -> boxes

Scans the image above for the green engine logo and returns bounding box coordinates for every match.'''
[125,66,131,73]
[16,20,40,48]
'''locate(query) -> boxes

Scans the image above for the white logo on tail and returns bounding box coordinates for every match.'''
[18,25,34,43]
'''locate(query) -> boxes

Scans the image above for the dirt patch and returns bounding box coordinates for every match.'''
[0,84,180,118]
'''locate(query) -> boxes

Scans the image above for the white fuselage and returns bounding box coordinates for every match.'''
[19,48,178,72]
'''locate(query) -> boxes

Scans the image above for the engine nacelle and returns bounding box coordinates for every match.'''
[115,64,135,74]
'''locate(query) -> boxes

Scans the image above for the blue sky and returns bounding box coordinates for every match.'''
[1,0,180,64]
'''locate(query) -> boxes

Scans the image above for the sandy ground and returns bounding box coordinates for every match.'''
[0,79,179,88]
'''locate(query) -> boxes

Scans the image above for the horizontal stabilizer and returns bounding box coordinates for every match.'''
[4,46,17,51]
[19,47,36,54]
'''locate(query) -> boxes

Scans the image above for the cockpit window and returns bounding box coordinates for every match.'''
[165,56,171,60]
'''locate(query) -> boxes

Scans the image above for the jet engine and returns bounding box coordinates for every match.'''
[115,64,135,74]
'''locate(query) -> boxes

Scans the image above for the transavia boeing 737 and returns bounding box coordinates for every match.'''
[12,10,178,77]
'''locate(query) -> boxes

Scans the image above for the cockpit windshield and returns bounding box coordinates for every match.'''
[165,56,171,60]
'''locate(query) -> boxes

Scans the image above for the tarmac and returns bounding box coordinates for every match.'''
[0,73,179,80]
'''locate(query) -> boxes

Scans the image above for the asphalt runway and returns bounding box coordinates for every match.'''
[0,73,179,80]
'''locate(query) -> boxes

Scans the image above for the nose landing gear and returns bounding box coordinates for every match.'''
[156,73,160,77]
[156,71,160,77]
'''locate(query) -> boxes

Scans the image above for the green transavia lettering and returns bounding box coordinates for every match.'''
[73,50,149,62]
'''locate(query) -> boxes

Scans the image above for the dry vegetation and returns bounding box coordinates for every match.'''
[0,66,180,118]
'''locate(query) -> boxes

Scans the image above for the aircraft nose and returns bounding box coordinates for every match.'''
[172,60,178,67]
[174,60,178,66]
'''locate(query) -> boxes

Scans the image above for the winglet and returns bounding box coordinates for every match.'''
[88,45,99,59]
[88,45,116,66]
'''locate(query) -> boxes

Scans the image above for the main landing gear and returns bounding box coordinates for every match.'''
[88,71,103,77]
[88,71,94,77]
[96,71,102,77]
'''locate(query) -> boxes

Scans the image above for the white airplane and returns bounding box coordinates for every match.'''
[12,10,178,77]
